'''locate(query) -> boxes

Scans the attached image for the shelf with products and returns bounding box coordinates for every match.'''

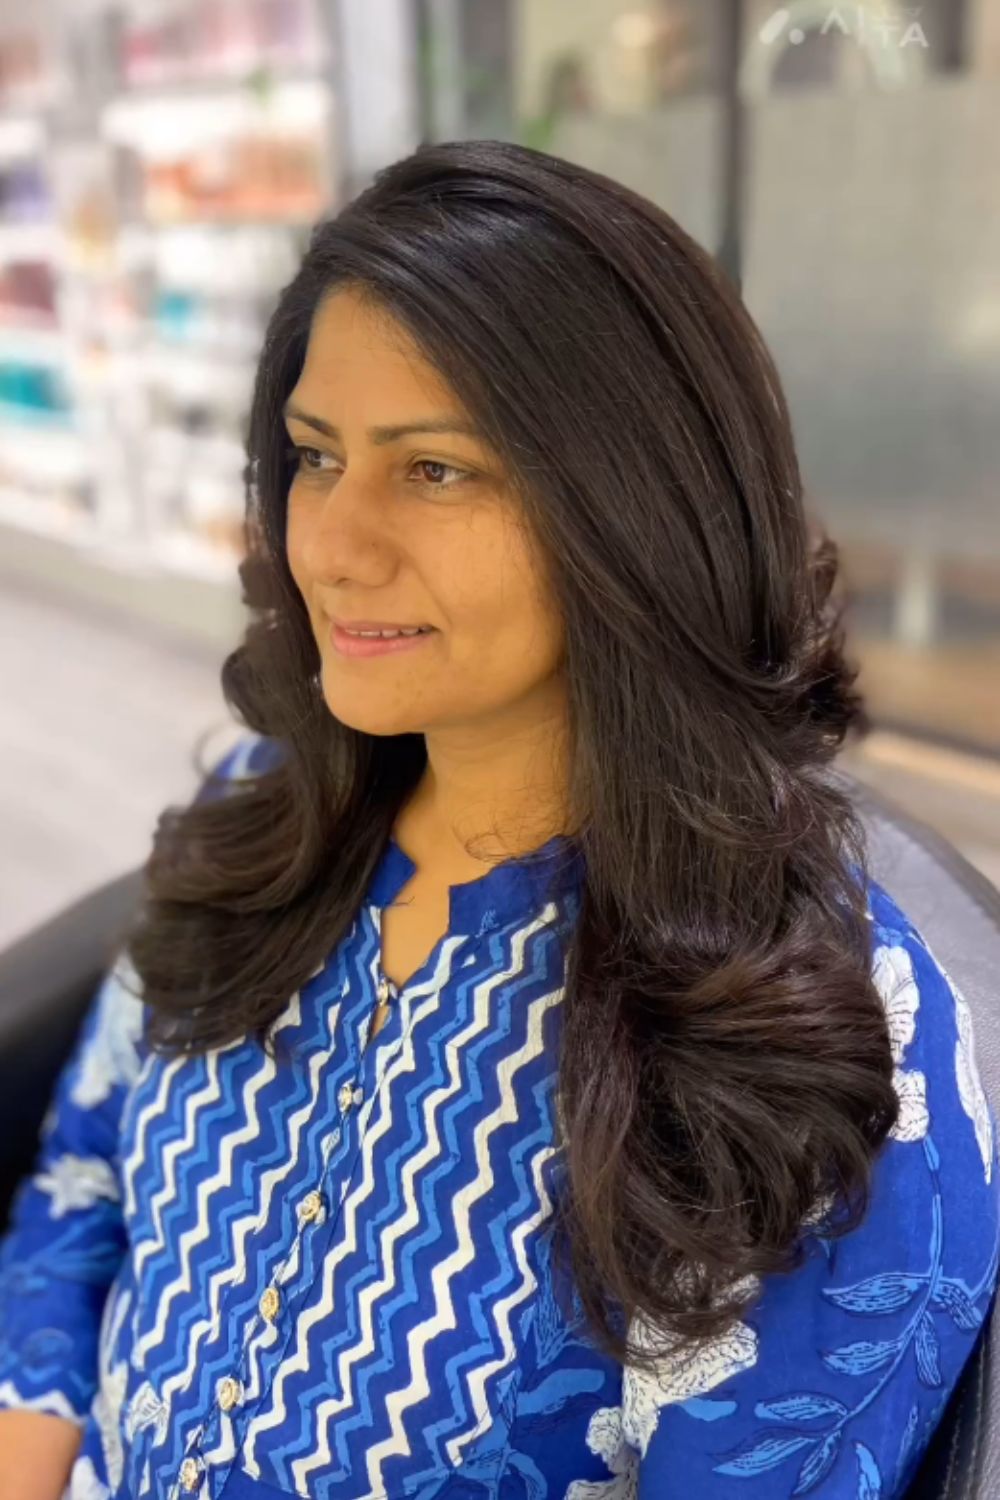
[116,0,331,91]
[0,0,339,615]
[101,77,334,225]
[0,22,70,115]
[0,406,98,550]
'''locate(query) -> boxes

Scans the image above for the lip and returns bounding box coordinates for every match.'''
[330,617,433,631]
[329,621,437,658]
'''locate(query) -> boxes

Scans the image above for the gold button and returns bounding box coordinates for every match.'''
[179,1455,201,1491]
[298,1189,323,1223]
[377,975,390,1002]
[259,1286,280,1322]
[217,1375,242,1411]
[337,1082,355,1111]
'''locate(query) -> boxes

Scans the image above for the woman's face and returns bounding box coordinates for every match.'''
[284,285,567,741]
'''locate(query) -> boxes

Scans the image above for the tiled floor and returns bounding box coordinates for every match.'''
[1,573,999,954]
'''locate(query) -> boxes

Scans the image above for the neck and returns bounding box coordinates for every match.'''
[395,703,573,878]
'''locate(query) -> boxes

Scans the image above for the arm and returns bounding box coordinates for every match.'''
[0,733,274,1499]
[631,919,1000,1497]
[0,949,146,1499]
[0,1412,85,1500]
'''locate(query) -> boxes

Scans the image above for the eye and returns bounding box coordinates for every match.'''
[285,443,335,474]
[410,459,472,490]
[283,444,474,492]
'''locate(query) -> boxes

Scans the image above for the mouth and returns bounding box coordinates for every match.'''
[328,621,438,658]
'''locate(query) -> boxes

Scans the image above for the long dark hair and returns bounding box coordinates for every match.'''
[123,137,898,1375]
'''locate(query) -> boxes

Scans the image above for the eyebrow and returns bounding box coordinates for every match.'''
[282,401,485,446]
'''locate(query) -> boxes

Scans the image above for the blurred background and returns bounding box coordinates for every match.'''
[0,0,997,949]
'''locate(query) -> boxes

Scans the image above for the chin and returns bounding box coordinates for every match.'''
[319,686,428,739]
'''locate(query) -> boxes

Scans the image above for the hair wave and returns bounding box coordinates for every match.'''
[122,138,897,1375]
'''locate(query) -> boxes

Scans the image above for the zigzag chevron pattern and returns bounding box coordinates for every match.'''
[4,732,997,1500]
[96,737,592,1498]
[110,901,580,1498]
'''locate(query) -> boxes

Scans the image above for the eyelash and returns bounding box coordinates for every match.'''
[283,444,472,492]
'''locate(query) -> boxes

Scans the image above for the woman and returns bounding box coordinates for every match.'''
[0,138,997,1500]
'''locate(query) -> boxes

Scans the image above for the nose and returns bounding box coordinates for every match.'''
[299,471,394,582]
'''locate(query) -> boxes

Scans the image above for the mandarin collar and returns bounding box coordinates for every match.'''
[366,833,585,937]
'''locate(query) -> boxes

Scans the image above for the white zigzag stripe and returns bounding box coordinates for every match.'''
[294,977,484,1490]
[193,996,346,1452]
[118,734,262,1228]
[367,912,563,1488]
[155,988,310,1416]
[241,934,469,1481]
[122,1054,185,1222]
[442,985,562,1469]
[179,935,365,1459]
[295,911,558,1495]
[197,958,368,1476]
[0,1380,82,1424]
[132,1049,230,1364]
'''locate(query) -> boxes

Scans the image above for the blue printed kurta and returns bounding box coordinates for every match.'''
[0,731,997,1499]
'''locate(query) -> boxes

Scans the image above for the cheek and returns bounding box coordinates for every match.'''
[442,526,564,679]
[285,502,304,588]
[285,498,319,611]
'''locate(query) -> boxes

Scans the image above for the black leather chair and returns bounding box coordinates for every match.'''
[0,772,997,1496]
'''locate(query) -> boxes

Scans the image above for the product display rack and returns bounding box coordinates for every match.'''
[0,0,339,636]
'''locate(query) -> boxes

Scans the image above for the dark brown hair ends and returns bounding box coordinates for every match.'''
[122,139,898,1376]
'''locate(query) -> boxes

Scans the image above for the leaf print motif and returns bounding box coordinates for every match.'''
[754,1394,849,1422]
[891,1070,929,1143]
[930,1277,981,1330]
[914,1313,942,1388]
[530,1231,574,1370]
[822,1272,924,1315]
[621,1290,760,1456]
[872,943,918,1063]
[714,1430,814,1476]
[871,942,928,1144]
[123,1378,170,1446]
[70,951,146,1110]
[952,986,994,1182]
[855,1440,883,1499]
[565,1404,639,1499]
[792,1428,841,1494]
[821,1337,901,1376]
[678,1395,737,1420]
[36,1155,120,1217]
[516,1367,609,1425]
[894,1403,920,1490]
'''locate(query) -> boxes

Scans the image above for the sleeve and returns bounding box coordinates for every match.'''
[0,949,145,1424]
[0,732,273,1424]
[630,914,1000,1499]
[193,730,270,803]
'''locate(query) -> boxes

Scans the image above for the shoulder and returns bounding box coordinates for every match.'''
[863,873,998,1184]
[626,873,1000,1496]
[852,875,1000,1323]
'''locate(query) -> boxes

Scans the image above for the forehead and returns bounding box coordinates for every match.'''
[293,288,454,407]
